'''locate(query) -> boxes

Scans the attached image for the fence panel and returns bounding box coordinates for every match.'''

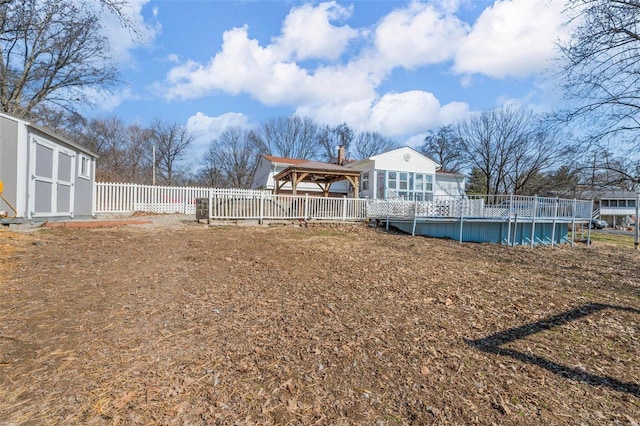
[95,182,211,215]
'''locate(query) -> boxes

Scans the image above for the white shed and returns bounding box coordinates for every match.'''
[0,112,97,222]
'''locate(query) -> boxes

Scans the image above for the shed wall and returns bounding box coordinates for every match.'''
[0,116,19,215]
[73,156,94,216]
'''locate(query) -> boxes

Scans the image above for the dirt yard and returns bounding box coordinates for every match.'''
[1,215,639,425]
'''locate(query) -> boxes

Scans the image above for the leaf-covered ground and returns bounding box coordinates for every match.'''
[1,216,638,425]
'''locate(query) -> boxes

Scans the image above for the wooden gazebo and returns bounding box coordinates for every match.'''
[273,161,360,198]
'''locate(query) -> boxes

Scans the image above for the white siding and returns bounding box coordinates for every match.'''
[251,157,274,189]
[434,174,466,197]
[368,147,438,175]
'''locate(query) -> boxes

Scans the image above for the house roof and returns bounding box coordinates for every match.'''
[586,190,640,199]
[436,170,466,177]
[261,154,310,166]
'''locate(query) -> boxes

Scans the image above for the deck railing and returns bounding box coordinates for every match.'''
[367,194,593,222]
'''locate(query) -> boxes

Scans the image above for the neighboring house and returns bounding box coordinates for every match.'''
[347,147,466,200]
[251,147,466,200]
[0,112,97,222]
[591,190,639,228]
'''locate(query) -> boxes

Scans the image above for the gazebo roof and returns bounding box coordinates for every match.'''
[273,160,361,197]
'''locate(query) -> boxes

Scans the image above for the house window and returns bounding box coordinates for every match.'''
[425,175,433,192]
[399,172,408,190]
[361,172,369,191]
[388,172,396,191]
[377,170,434,200]
[376,172,385,199]
[415,174,423,192]
[78,155,91,179]
[628,199,636,207]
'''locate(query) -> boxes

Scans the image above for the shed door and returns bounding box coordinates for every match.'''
[29,137,75,218]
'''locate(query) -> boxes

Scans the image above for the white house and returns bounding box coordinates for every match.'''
[347,147,466,200]
[251,147,466,200]
[592,190,639,228]
[0,112,97,222]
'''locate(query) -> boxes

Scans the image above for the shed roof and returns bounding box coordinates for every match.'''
[28,122,98,158]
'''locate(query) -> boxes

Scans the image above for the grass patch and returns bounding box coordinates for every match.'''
[587,231,638,248]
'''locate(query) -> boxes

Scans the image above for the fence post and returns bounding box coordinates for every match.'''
[459,196,464,243]
[506,193,513,246]
[208,188,213,224]
[132,183,138,212]
[571,199,577,247]
[304,193,309,220]
[259,191,265,225]
[412,200,418,236]
[183,187,188,214]
[342,196,347,221]
[551,197,558,247]
[385,200,390,231]
[530,195,537,248]
[586,199,593,247]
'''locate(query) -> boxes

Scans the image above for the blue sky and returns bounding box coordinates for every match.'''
[89,0,570,160]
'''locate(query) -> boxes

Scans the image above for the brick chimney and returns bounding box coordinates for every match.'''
[337,145,345,165]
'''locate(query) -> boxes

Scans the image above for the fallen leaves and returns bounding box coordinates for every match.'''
[0,223,638,425]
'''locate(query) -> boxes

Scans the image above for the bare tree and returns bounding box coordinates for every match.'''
[77,116,130,181]
[150,119,193,186]
[197,146,228,187]
[204,127,261,188]
[31,105,87,138]
[418,125,466,173]
[254,116,320,159]
[318,123,355,161]
[127,124,154,184]
[76,115,154,183]
[579,150,640,191]
[351,131,399,160]
[0,0,129,118]
[458,107,573,195]
[558,0,640,148]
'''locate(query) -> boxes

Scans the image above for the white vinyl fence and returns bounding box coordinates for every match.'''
[95,182,368,221]
[95,182,211,215]
[200,190,367,221]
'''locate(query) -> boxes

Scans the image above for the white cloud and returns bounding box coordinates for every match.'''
[454,0,564,78]
[155,1,566,141]
[186,112,251,155]
[166,53,180,63]
[81,86,139,112]
[274,2,359,61]
[296,90,469,137]
[100,0,161,64]
[369,91,469,136]
[160,25,377,106]
[374,2,468,69]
